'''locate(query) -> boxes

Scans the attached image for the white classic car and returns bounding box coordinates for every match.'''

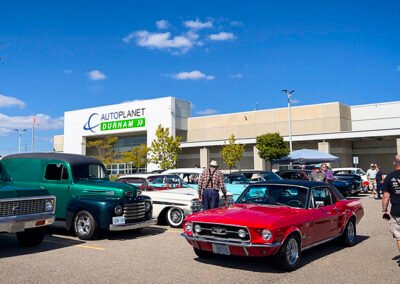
[115,173,233,227]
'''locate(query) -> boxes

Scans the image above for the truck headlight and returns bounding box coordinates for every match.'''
[114,205,123,215]
[45,200,54,212]
[261,229,272,240]
[144,201,152,212]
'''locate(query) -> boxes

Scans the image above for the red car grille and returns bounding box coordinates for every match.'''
[192,222,250,242]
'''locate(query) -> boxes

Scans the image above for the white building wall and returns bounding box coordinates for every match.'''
[351,101,400,131]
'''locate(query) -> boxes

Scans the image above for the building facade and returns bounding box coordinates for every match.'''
[56,97,400,173]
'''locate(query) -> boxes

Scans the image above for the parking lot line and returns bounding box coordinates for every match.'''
[44,240,106,251]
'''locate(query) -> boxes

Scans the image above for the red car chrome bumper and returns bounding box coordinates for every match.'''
[181,233,281,257]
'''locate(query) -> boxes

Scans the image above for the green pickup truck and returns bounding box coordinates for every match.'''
[1,153,155,240]
[0,160,56,246]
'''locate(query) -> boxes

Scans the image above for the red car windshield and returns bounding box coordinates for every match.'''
[237,185,309,209]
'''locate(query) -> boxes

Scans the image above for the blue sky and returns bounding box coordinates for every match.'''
[0,0,399,155]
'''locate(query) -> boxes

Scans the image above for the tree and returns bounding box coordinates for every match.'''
[221,134,245,173]
[120,144,149,172]
[149,125,182,170]
[86,136,118,165]
[256,133,289,168]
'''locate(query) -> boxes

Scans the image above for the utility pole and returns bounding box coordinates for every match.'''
[14,129,27,153]
[281,89,294,153]
[32,115,37,152]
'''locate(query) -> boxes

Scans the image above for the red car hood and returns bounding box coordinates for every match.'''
[187,204,299,228]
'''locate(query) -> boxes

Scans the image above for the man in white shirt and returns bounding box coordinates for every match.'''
[367,163,378,198]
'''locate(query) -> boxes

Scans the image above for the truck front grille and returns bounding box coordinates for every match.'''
[123,202,146,222]
[0,199,46,217]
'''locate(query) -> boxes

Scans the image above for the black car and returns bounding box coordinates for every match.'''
[277,169,354,197]
[333,174,363,195]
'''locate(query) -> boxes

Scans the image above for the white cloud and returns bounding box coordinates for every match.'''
[156,19,169,29]
[63,69,73,74]
[0,113,64,136]
[230,73,243,79]
[184,19,213,30]
[209,32,235,41]
[196,108,219,115]
[124,31,194,54]
[87,70,107,81]
[0,94,26,109]
[170,70,215,80]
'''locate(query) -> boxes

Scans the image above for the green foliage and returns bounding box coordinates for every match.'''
[256,133,289,162]
[86,136,119,165]
[221,134,245,173]
[149,125,182,170]
[120,144,149,172]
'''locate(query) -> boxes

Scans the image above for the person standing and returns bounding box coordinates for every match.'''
[382,155,400,260]
[367,163,378,198]
[376,163,384,200]
[322,163,335,184]
[198,160,227,210]
[309,164,326,182]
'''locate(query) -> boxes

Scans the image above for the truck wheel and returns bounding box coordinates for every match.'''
[73,210,98,240]
[193,247,214,259]
[16,228,46,247]
[341,219,357,247]
[274,234,301,271]
[166,207,184,228]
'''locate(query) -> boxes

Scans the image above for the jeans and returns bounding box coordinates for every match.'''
[376,183,382,199]
[202,188,220,210]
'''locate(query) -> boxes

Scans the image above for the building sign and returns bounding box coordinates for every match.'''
[83,108,146,133]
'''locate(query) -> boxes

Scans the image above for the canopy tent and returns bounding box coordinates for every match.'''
[273,149,340,164]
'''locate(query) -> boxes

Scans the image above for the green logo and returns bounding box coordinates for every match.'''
[100,118,146,131]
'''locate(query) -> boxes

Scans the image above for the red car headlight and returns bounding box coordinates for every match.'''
[261,229,273,241]
[183,221,193,235]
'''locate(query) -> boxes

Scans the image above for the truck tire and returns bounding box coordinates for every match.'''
[16,228,46,247]
[73,210,98,240]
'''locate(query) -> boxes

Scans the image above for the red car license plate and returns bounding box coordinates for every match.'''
[212,243,230,255]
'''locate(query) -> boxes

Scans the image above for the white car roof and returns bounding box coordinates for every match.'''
[118,173,180,179]
[332,168,364,171]
[163,168,204,174]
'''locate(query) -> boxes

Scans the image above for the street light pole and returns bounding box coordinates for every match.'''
[14,129,27,153]
[282,89,294,153]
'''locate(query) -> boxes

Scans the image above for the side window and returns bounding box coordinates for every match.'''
[311,187,335,208]
[45,164,69,181]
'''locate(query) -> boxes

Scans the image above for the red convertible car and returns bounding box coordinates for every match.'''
[182,180,364,271]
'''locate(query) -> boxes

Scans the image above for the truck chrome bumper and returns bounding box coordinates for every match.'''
[109,218,157,231]
[0,213,55,233]
[181,233,281,248]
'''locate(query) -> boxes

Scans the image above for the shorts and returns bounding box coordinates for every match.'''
[369,179,377,190]
[390,217,400,240]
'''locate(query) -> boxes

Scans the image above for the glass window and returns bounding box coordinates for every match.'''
[45,164,69,181]
[72,164,108,181]
[237,185,308,208]
[311,187,336,207]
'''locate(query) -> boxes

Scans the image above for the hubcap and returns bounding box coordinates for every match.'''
[286,238,299,265]
[347,222,355,242]
[76,215,91,235]
[170,209,183,225]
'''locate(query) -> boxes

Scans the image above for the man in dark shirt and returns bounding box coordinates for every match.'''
[376,164,384,200]
[382,155,400,257]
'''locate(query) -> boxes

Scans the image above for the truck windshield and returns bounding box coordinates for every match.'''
[72,164,109,181]
[0,163,11,181]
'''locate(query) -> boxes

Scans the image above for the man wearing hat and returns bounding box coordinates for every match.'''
[198,160,227,209]
[367,163,378,198]
[309,164,326,182]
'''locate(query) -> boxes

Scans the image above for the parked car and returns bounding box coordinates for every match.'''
[116,174,234,227]
[0,161,56,246]
[182,180,364,271]
[277,169,355,196]
[332,168,369,191]
[1,153,155,240]
[333,173,363,195]
[235,170,283,183]
[163,168,246,201]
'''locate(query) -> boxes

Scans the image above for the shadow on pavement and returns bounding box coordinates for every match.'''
[194,235,369,273]
[0,233,85,259]
[101,226,168,241]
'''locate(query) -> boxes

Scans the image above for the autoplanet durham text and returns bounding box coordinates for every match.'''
[100,108,146,131]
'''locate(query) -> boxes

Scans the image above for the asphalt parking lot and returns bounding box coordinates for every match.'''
[0,194,398,284]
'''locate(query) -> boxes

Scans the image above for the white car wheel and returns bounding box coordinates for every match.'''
[166,207,184,228]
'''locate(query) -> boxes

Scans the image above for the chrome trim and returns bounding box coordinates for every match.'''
[109,218,157,231]
[192,222,251,242]
[182,233,281,248]
[0,195,56,203]
[301,235,340,251]
[0,212,55,233]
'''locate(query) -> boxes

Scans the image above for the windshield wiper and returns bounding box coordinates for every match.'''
[272,202,290,207]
